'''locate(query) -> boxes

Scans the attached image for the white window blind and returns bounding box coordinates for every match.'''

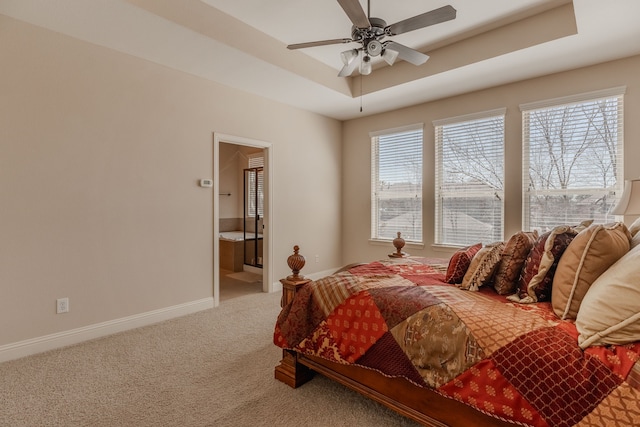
[521,88,624,232]
[247,154,264,218]
[434,109,505,246]
[371,125,423,243]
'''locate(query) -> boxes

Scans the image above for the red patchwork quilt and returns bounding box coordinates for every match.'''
[274,258,640,426]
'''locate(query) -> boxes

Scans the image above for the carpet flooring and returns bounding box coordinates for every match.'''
[0,291,420,426]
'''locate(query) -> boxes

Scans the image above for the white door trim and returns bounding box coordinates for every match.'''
[213,133,273,307]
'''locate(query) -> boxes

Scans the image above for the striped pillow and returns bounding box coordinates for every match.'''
[461,242,505,291]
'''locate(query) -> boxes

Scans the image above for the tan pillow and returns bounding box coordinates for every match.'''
[577,243,640,348]
[552,223,631,320]
[493,231,538,295]
[460,242,505,291]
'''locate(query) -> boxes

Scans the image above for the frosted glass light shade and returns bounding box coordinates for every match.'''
[382,49,399,65]
[360,55,372,75]
[610,179,640,215]
[340,49,358,65]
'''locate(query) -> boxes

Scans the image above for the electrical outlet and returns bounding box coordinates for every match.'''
[56,298,69,314]
[315,255,320,263]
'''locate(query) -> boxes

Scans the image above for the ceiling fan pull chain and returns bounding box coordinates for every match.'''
[360,74,363,113]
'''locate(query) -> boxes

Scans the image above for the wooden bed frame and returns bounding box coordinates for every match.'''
[274,246,514,427]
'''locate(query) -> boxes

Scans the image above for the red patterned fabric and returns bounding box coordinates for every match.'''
[445,243,482,284]
[387,262,447,286]
[274,258,640,426]
[325,290,387,363]
[490,327,620,426]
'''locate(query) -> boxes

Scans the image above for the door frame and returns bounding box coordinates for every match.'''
[213,133,273,307]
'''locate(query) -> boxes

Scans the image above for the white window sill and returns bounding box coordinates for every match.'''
[368,239,425,250]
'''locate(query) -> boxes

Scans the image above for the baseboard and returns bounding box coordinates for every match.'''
[308,267,340,280]
[0,297,214,363]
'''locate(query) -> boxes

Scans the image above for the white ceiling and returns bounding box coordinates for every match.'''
[2,0,640,120]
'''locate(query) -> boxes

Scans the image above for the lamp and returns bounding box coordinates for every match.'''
[610,179,640,215]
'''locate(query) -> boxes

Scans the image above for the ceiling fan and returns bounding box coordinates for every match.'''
[287,0,457,77]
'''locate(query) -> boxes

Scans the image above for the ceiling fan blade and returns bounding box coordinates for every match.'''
[386,5,456,35]
[287,38,353,50]
[337,0,370,29]
[385,42,429,65]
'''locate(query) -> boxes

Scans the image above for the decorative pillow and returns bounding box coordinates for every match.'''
[576,243,640,348]
[632,231,640,249]
[460,242,505,291]
[552,223,631,320]
[629,216,640,237]
[445,243,482,284]
[493,231,538,295]
[508,225,580,304]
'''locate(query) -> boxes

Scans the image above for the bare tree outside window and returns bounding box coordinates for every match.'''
[523,94,623,232]
[435,111,505,246]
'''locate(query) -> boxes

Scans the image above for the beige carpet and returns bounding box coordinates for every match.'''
[0,291,420,426]
[225,271,262,283]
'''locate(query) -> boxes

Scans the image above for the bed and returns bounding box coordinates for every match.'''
[274,222,640,426]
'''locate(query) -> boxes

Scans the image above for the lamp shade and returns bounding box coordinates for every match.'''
[360,55,372,75]
[610,179,640,215]
[382,48,399,66]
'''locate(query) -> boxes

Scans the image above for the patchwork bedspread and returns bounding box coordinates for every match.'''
[274,258,640,427]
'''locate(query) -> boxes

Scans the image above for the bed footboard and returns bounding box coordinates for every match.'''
[274,246,314,388]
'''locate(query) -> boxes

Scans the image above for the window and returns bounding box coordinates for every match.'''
[247,153,264,218]
[434,109,505,246]
[521,87,624,232]
[371,125,423,243]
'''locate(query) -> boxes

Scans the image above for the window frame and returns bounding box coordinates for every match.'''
[520,87,625,232]
[433,108,506,247]
[246,153,264,218]
[370,123,424,244]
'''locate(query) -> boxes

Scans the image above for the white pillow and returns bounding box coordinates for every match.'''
[576,243,640,348]
[630,217,640,249]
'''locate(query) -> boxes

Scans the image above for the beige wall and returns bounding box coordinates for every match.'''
[218,143,262,221]
[0,16,342,347]
[342,55,640,265]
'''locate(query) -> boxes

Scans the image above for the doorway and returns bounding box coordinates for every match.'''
[213,134,272,307]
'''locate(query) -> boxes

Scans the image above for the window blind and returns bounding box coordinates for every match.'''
[370,126,423,242]
[434,110,505,246]
[521,89,624,232]
[247,154,264,218]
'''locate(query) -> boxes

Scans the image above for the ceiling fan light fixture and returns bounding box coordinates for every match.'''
[288,1,456,78]
[338,49,361,77]
[366,40,383,57]
[340,49,359,65]
[382,48,399,66]
[360,54,372,75]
